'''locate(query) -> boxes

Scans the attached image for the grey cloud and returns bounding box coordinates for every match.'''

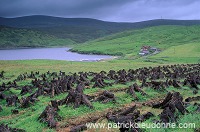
[101,0,200,22]
[0,0,199,22]
[0,0,133,17]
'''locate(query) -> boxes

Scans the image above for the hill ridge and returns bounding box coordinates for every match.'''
[1,15,200,29]
[1,15,200,45]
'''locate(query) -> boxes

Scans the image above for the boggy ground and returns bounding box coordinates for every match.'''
[0,62,199,132]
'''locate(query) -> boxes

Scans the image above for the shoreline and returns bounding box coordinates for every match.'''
[69,49,120,56]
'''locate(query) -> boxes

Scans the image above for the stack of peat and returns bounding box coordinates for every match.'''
[58,82,93,109]
[153,92,189,123]
[94,90,116,103]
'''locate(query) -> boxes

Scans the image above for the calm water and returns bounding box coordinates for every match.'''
[0,48,113,61]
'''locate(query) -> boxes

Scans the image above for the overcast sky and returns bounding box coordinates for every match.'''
[0,0,200,22]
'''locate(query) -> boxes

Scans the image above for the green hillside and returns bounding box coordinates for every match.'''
[148,43,200,63]
[1,16,200,43]
[0,26,75,48]
[71,25,200,56]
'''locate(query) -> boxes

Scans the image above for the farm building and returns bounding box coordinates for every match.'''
[139,46,158,56]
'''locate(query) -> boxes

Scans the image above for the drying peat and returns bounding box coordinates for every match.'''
[0,63,199,131]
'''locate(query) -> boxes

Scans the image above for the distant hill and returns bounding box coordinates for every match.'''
[1,15,200,29]
[1,15,200,43]
[71,25,200,56]
[0,26,75,48]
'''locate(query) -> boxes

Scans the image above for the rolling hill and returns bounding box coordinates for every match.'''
[0,26,75,48]
[1,15,200,29]
[71,25,200,57]
[1,15,200,44]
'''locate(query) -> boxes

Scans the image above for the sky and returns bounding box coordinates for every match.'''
[0,0,200,22]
